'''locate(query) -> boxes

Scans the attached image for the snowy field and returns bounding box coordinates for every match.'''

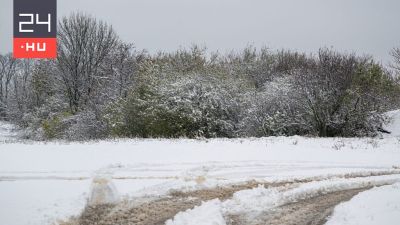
[326,182,400,225]
[0,112,400,225]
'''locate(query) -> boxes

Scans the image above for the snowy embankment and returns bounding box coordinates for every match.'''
[326,183,400,225]
[0,110,399,225]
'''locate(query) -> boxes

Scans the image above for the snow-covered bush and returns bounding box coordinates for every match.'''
[156,74,242,138]
[113,73,243,138]
[63,109,109,140]
[240,76,313,136]
[291,50,395,137]
[2,26,400,140]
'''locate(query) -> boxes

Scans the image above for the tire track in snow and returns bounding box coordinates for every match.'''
[1,166,399,181]
[62,171,400,225]
[228,188,369,225]
[167,174,400,225]
[63,180,287,225]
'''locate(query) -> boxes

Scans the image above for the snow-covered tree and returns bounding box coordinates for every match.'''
[57,13,118,113]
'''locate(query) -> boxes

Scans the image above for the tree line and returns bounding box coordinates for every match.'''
[1,13,400,140]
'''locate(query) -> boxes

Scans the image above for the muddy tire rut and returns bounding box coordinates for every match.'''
[62,171,399,225]
[63,180,293,225]
[227,187,370,225]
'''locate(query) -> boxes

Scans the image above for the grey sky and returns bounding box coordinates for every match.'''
[1,0,400,63]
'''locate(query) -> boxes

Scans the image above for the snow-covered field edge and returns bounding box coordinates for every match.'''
[326,182,400,225]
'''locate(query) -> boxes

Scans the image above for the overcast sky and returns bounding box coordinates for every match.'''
[1,0,400,63]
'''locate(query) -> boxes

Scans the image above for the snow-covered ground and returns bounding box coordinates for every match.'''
[326,182,400,225]
[0,111,399,225]
[166,175,400,225]
[1,138,400,225]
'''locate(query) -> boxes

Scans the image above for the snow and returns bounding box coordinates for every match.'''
[0,115,400,224]
[88,176,120,206]
[1,138,400,225]
[165,199,226,225]
[0,179,89,225]
[166,174,400,224]
[383,110,400,137]
[223,174,400,215]
[326,182,400,225]
[0,121,19,142]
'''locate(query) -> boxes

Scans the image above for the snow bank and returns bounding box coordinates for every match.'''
[165,199,226,225]
[221,185,281,214]
[223,174,400,215]
[88,176,120,206]
[326,182,400,225]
